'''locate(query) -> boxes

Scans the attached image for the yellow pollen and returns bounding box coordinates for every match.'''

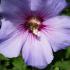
[28,17,40,25]
[28,17,41,35]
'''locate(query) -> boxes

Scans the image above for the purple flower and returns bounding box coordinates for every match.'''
[0,0,70,69]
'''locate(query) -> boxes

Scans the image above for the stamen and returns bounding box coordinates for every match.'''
[28,17,40,25]
[27,17,41,35]
[23,16,45,36]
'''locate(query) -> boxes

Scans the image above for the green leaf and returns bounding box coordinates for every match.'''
[53,61,70,70]
[65,47,70,58]
[0,54,8,60]
[12,56,27,70]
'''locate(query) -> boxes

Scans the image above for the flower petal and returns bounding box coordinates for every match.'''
[22,32,53,69]
[0,30,28,58]
[43,16,70,52]
[0,19,16,40]
[30,0,67,18]
[0,4,2,13]
[1,0,30,22]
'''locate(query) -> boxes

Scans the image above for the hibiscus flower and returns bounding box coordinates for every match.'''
[0,0,70,69]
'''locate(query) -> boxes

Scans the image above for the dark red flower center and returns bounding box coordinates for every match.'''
[18,14,46,37]
[23,16,45,35]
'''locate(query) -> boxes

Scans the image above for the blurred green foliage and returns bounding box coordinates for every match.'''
[0,0,70,70]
